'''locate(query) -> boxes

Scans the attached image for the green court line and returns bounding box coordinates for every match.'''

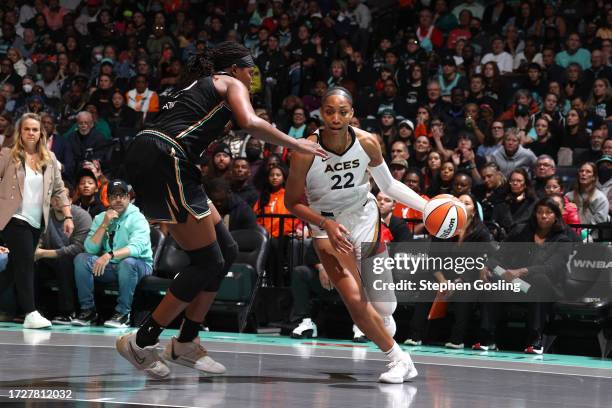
[2,323,612,370]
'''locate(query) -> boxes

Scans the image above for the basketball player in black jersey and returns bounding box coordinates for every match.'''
[116,42,327,379]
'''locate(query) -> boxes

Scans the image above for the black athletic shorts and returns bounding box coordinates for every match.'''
[124,130,211,223]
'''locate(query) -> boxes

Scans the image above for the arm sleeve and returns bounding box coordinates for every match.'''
[369,163,427,213]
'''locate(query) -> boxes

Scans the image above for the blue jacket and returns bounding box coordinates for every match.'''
[85,203,153,267]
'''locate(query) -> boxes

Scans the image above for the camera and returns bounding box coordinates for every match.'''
[516,104,529,117]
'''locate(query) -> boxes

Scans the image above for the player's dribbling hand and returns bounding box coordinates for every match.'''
[295,138,329,159]
[324,220,353,254]
[480,267,492,283]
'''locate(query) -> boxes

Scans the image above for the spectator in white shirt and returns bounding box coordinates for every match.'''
[481,36,514,74]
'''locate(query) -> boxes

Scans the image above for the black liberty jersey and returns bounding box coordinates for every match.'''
[146,76,233,161]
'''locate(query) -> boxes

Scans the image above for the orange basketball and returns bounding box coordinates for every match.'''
[423,194,467,239]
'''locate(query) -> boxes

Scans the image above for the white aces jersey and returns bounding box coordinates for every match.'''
[305,126,372,214]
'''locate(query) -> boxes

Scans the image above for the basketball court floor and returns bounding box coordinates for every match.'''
[0,323,611,407]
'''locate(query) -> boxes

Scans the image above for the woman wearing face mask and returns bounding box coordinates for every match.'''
[596,156,612,219]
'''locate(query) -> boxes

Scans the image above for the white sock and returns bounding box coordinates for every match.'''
[384,342,405,362]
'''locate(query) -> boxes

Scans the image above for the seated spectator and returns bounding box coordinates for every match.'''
[81,159,110,207]
[405,192,493,348]
[107,90,140,137]
[1,57,23,91]
[378,108,398,143]
[40,112,73,179]
[205,143,233,182]
[587,79,612,122]
[559,109,590,153]
[393,169,428,235]
[474,162,509,229]
[527,117,561,160]
[302,80,327,118]
[64,111,109,179]
[555,33,591,70]
[73,168,106,219]
[35,186,92,324]
[229,157,259,207]
[207,178,257,231]
[88,73,115,119]
[423,150,442,190]
[0,111,15,148]
[0,83,16,113]
[409,135,432,170]
[467,74,500,116]
[13,94,55,118]
[289,239,335,339]
[377,191,413,243]
[493,168,537,232]
[573,127,606,165]
[389,119,414,150]
[476,197,573,354]
[446,134,485,182]
[549,192,582,238]
[253,163,297,238]
[565,162,610,225]
[476,120,504,161]
[584,50,612,91]
[532,155,557,197]
[481,36,513,74]
[597,155,612,217]
[7,47,28,77]
[389,158,408,182]
[125,74,159,123]
[82,103,112,140]
[389,136,410,161]
[286,107,308,139]
[438,56,464,99]
[35,62,62,103]
[427,160,455,196]
[491,129,537,177]
[241,136,264,178]
[498,89,539,124]
[73,180,153,328]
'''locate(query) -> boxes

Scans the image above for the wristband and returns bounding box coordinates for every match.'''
[64,216,73,220]
[108,251,114,259]
[318,218,327,229]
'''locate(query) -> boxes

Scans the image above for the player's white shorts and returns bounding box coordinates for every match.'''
[310,194,381,264]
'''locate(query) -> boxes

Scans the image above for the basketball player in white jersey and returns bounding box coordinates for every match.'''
[285,87,428,383]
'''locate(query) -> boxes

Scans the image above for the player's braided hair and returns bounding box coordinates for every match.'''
[178,41,253,89]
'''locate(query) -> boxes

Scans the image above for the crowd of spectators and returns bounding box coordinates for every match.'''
[0,0,611,352]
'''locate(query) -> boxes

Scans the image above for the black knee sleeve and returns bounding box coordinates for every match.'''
[169,242,225,302]
[200,222,239,292]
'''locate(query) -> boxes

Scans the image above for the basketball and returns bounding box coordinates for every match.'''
[423,194,467,239]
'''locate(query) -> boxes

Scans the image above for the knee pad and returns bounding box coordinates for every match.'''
[371,300,397,318]
[197,223,239,292]
[169,242,225,302]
